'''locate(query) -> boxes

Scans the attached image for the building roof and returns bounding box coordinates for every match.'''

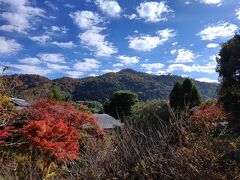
[93,114,124,129]
[10,98,30,107]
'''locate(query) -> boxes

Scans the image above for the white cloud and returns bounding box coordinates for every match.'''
[209,54,220,61]
[136,1,172,22]
[206,43,219,48]
[46,63,70,71]
[50,26,68,33]
[141,63,165,71]
[65,71,84,78]
[113,63,124,67]
[74,58,100,71]
[79,29,117,57]
[172,49,197,63]
[200,0,222,5]
[236,8,240,20]
[128,29,175,51]
[167,63,216,73]
[195,78,218,83]
[95,0,122,17]
[0,36,22,54]
[198,22,238,41]
[29,35,51,43]
[102,68,121,73]
[11,64,51,76]
[18,57,41,65]
[116,55,139,65]
[37,53,65,63]
[125,14,137,20]
[70,10,117,57]
[69,11,103,30]
[0,0,45,33]
[52,41,75,48]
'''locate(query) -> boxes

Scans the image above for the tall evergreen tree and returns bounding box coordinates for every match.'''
[182,78,193,106]
[170,82,183,109]
[217,34,240,118]
[190,85,201,107]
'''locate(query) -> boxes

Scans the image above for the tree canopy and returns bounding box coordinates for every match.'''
[216,34,240,118]
[104,90,139,120]
[170,79,201,109]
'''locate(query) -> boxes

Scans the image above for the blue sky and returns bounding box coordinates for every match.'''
[0,0,239,82]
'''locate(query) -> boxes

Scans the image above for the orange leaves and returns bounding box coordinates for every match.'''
[23,118,79,160]
[189,106,228,130]
[20,99,101,161]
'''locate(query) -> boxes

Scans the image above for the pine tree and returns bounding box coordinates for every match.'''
[190,85,201,107]
[182,78,193,106]
[170,82,183,109]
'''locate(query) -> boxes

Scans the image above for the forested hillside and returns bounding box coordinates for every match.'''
[3,69,218,102]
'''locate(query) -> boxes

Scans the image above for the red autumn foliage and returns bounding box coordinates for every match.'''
[20,99,101,161]
[0,126,14,144]
[189,106,227,130]
[22,117,79,160]
[23,99,98,128]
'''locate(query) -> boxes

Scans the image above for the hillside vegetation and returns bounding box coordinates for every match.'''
[3,69,218,102]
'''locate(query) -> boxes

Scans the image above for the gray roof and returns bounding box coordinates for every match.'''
[83,114,123,129]
[10,98,30,107]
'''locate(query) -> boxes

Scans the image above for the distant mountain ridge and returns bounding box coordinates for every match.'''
[3,69,218,102]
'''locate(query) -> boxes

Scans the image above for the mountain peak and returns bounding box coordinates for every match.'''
[118,69,138,74]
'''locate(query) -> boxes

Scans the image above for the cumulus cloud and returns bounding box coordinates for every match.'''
[113,63,124,67]
[46,63,70,71]
[128,29,175,51]
[79,29,117,57]
[18,57,41,65]
[206,43,219,48]
[141,63,165,71]
[37,53,66,63]
[11,64,51,76]
[70,10,117,57]
[0,0,45,33]
[0,36,22,54]
[198,22,238,41]
[65,71,84,78]
[95,0,122,17]
[167,63,216,73]
[116,55,139,65]
[136,1,172,22]
[69,11,103,30]
[73,58,100,72]
[29,35,51,43]
[102,68,121,73]
[171,49,197,63]
[236,8,240,20]
[52,41,75,48]
[195,78,218,83]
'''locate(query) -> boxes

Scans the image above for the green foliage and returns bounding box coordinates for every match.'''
[217,34,240,118]
[170,79,201,109]
[104,90,138,120]
[49,87,62,101]
[170,82,183,109]
[4,69,218,102]
[75,101,103,113]
[127,100,172,131]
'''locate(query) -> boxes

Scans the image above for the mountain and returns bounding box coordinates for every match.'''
[3,69,218,102]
